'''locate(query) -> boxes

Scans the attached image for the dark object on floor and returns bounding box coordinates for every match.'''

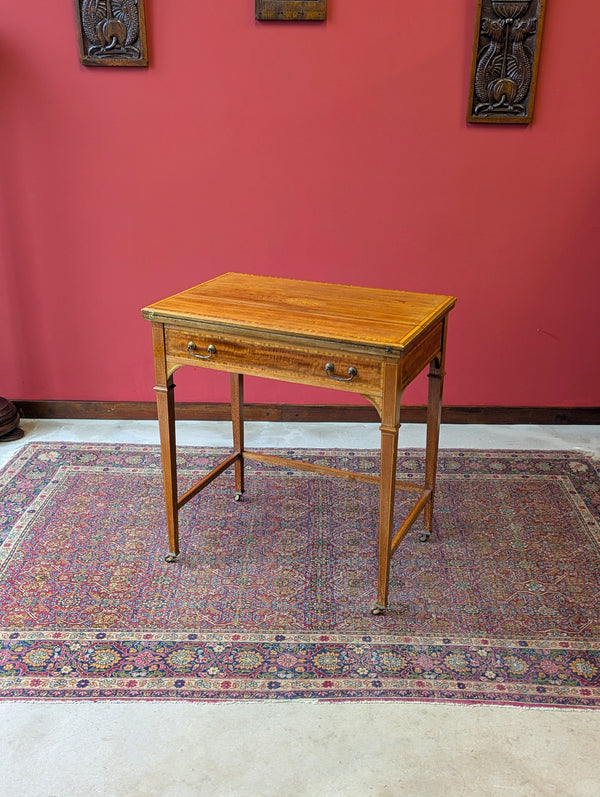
[0,397,24,441]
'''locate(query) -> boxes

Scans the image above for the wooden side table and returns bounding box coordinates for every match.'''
[142,273,456,614]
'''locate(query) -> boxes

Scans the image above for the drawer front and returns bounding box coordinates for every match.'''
[165,327,383,396]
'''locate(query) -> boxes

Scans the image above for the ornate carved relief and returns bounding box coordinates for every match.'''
[73,0,148,67]
[467,0,546,124]
[255,1,327,21]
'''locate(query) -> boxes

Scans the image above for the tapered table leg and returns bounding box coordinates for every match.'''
[372,361,402,614]
[373,423,400,613]
[423,358,444,537]
[155,376,179,558]
[230,373,245,499]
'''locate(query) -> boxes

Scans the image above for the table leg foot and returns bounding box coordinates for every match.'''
[371,604,387,616]
[419,531,431,542]
[164,553,179,563]
[234,491,243,502]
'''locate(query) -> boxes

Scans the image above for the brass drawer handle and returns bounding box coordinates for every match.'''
[325,362,358,382]
[187,342,216,360]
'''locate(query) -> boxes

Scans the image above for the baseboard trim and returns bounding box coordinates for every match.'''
[13,401,600,425]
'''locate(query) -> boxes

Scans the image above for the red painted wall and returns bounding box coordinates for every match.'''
[1,2,599,407]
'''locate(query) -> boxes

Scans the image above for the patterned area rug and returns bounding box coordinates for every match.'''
[1,443,599,706]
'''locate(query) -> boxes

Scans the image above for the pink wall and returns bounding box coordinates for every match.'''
[1,2,599,408]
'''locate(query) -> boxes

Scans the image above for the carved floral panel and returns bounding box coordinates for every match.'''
[255,1,327,21]
[73,0,148,67]
[467,0,546,124]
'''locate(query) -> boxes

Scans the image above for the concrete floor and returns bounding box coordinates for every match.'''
[1,420,599,797]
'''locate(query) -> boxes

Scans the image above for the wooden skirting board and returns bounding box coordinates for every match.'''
[13,401,600,425]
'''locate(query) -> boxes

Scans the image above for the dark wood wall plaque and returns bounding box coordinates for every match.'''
[256,0,326,21]
[467,0,546,124]
[73,0,148,67]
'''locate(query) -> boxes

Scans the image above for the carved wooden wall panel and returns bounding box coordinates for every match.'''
[73,0,148,67]
[256,0,327,21]
[467,0,546,124]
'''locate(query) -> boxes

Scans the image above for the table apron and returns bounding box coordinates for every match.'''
[164,325,387,397]
[398,320,445,391]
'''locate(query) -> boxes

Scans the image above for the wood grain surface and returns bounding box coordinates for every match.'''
[142,273,456,351]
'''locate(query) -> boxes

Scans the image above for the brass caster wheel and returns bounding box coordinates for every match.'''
[419,532,431,542]
[234,492,243,502]
[164,553,178,563]
[371,604,386,616]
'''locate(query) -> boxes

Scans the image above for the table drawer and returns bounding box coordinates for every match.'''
[165,327,383,395]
